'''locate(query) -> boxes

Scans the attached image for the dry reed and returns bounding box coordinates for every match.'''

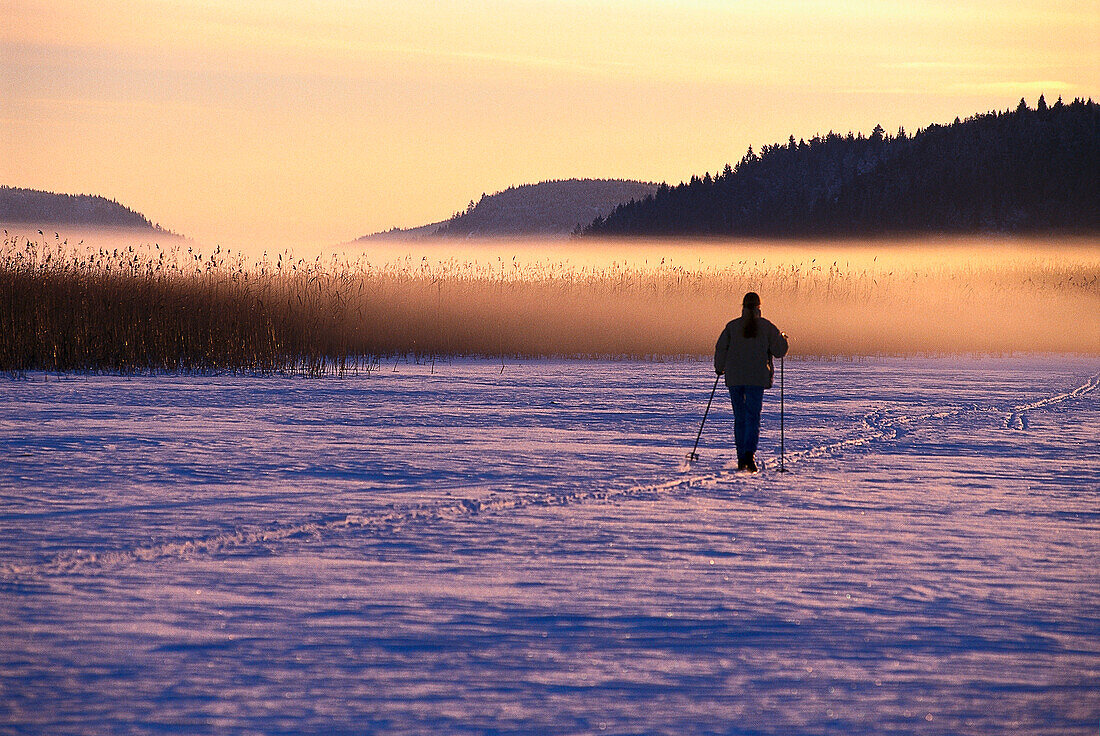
[2,234,1097,374]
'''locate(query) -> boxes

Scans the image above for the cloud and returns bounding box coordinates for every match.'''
[947,80,1077,95]
[881,61,1027,72]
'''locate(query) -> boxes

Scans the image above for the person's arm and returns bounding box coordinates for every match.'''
[769,323,789,358]
[714,325,730,375]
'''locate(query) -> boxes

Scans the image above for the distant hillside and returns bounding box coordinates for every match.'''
[585,97,1100,237]
[361,179,658,240]
[0,186,162,230]
[364,220,450,241]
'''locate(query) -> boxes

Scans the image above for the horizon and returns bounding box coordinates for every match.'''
[3,1,1098,249]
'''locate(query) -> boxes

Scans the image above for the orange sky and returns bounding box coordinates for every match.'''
[3,0,1097,248]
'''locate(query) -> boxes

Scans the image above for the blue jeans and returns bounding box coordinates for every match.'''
[729,385,765,458]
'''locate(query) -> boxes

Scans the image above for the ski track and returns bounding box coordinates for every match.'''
[5,370,1097,580]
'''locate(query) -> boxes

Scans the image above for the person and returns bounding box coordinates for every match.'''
[714,292,789,472]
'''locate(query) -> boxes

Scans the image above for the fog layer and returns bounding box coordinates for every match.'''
[4,232,1097,369]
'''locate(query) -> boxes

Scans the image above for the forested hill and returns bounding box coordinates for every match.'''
[584,97,1100,237]
[362,179,657,240]
[0,186,161,229]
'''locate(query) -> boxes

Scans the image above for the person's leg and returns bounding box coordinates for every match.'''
[729,385,747,466]
[743,386,765,467]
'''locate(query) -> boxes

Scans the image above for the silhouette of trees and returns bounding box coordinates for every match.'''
[0,187,158,229]
[434,179,658,237]
[584,98,1099,237]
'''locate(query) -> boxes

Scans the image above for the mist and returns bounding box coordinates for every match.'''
[4,231,1097,372]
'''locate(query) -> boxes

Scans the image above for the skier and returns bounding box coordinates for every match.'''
[714,292,789,472]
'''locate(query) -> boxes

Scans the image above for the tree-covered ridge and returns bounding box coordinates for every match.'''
[0,186,159,229]
[584,97,1100,237]
[433,178,658,237]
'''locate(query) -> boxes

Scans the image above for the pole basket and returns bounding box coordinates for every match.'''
[685,374,722,467]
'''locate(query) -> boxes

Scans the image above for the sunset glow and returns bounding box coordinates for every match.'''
[3,0,1097,247]
[3,5,1099,730]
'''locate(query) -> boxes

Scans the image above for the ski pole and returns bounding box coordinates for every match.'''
[777,354,789,473]
[688,374,722,462]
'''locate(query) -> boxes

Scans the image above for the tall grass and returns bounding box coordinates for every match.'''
[2,234,1097,374]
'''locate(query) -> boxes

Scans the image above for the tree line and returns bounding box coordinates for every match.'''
[583,97,1099,237]
[0,186,158,229]
[434,178,657,237]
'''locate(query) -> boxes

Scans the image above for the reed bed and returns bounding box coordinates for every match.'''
[2,234,1097,374]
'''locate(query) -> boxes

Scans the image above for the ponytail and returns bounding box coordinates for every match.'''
[741,292,760,338]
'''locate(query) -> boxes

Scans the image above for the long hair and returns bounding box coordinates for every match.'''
[741,292,761,338]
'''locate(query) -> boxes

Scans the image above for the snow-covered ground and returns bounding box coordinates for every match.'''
[1,357,1097,735]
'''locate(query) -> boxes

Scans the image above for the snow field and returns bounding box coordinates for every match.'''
[1,356,1097,734]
